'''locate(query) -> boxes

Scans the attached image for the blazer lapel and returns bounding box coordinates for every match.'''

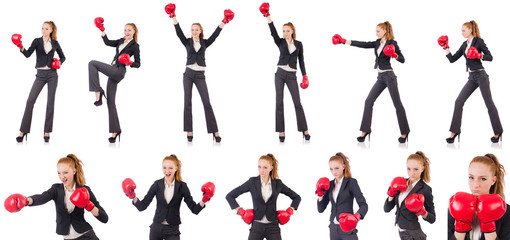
[119,39,135,54]
[169,181,180,205]
[268,179,277,201]
[254,176,263,201]
[399,179,424,210]
[335,178,348,204]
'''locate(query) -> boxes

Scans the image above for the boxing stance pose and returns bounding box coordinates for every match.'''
[438,20,503,144]
[333,21,410,143]
[122,155,215,240]
[317,152,368,240]
[12,21,65,143]
[226,153,301,240]
[448,154,509,240]
[88,18,140,143]
[167,3,234,142]
[4,154,108,239]
[384,151,435,239]
[259,3,311,142]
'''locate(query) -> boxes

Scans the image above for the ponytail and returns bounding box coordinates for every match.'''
[463,20,481,38]
[329,152,352,178]
[377,21,394,41]
[471,154,506,199]
[260,154,279,180]
[163,155,182,182]
[58,154,86,186]
[44,21,57,41]
[407,151,431,183]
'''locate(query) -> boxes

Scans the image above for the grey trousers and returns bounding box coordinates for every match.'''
[275,68,308,132]
[360,71,410,134]
[329,223,358,240]
[183,68,218,133]
[64,229,99,240]
[20,69,58,133]
[149,223,180,240]
[398,229,427,240]
[449,70,503,134]
[88,60,126,133]
[248,221,282,240]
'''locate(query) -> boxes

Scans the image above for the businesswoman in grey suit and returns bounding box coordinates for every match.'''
[3,154,108,239]
[384,151,435,240]
[167,3,234,142]
[439,20,503,144]
[89,19,140,143]
[12,21,65,143]
[226,153,302,240]
[122,155,213,240]
[260,3,311,142]
[316,152,368,240]
[333,21,410,143]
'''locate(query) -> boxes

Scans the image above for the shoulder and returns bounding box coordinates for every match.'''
[419,181,433,192]
[346,177,358,184]
[51,183,63,189]
[389,39,399,45]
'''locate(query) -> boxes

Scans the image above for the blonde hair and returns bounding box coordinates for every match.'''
[58,154,86,186]
[329,152,352,178]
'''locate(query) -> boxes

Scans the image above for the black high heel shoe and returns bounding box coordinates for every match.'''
[302,132,311,141]
[187,135,193,142]
[398,133,409,143]
[279,133,285,142]
[357,132,371,142]
[109,131,121,143]
[44,134,50,143]
[491,132,503,143]
[94,89,107,106]
[16,133,28,143]
[446,133,460,144]
[213,133,221,143]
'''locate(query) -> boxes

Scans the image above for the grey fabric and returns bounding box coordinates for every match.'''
[149,223,180,240]
[398,229,427,240]
[449,70,503,134]
[360,71,410,134]
[274,68,308,132]
[248,221,282,240]
[329,223,358,240]
[183,68,218,133]
[20,69,58,133]
[64,229,99,240]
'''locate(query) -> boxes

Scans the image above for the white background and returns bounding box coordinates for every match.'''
[0,0,509,239]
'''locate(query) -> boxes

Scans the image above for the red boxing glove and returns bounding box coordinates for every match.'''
[339,213,360,232]
[300,75,309,89]
[277,207,294,225]
[12,34,23,49]
[477,194,507,233]
[237,208,255,224]
[94,17,105,32]
[4,193,28,213]
[122,178,136,199]
[222,9,235,24]
[70,188,95,211]
[51,58,61,69]
[387,177,407,197]
[383,44,398,58]
[332,34,346,45]
[259,3,270,17]
[437,35,449,50]
[201,182,215,203]
[405,193,427,216]
[165,3,176,18]
[118,53,133,66]
[466,46,482,59]
[315,177,330,197]
[449,192,477,233]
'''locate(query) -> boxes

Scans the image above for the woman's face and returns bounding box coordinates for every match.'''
[329,160,345,180]
[407,159,424,183]
[282,26,293,40]
[469,162,496,196]
[41,23,53,38]
[57,163,76,188]
[376,26,386,40]
[191,24,201,38]
[124,25,135,40]
[461,25,473,39]
[162,160,177,181]
[258,159,273,179]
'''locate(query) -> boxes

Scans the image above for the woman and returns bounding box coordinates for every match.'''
[226,153,301,240]
[317,152,368,240]
[167,3,234,142]
[332,21,410,143]
[384,151,436,239]
[259,3,310,142]
[88,17,140,143]
[438,20,503,143]
[122,155,215,240]
[4,154,108,239]
[448,154,509,240]
[12,21,65,143]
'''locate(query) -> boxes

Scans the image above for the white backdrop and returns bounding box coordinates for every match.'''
[0,0,508,239]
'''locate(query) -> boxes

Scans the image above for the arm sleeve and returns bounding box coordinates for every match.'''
[383,195,397,213]
[393,41,405,63]
[268,22,281,46]
[478,39,493,61]
[225,179,251,210]
[21,39,37,58]
[205,26,223,48]
[29,185,57,206]
[446,44,465,63]
[422,187,436,224]
[55,42,66,64]
[174,23,188,46]
[352,179,368,219]
[280,180,301,210]
[298,42,307,76]
[87,186,108,223]
[181,183,205,215]
[133,181,158,211]
[102,34,119,47]
[317,188,330,213]
[130,44,141,68]
[350,40,377,49]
